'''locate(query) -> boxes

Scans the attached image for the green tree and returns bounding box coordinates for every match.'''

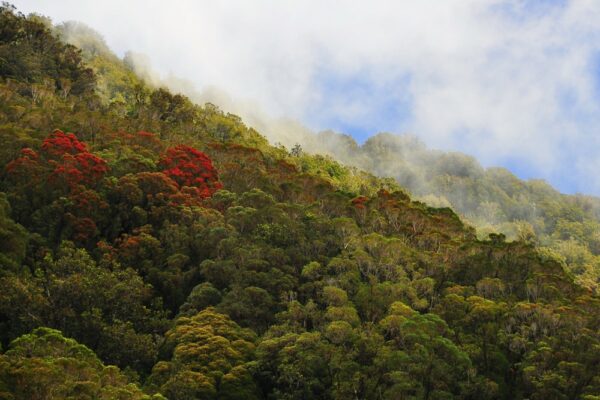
[0,327,152,400]
[148,308,259,400]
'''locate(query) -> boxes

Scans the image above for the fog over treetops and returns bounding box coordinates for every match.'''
[42,12,600,292]
[13,0,600,195]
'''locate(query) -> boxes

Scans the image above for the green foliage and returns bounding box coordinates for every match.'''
[147,308,259,400]
[0,327,149,399]
[0,4,95,97]
[0,241,167,373]
[0,5,597,399]
[305,131,600,292]
[0,193,27,273]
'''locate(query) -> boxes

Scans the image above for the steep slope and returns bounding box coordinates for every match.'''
[58,20,600,293]
[276,129,600,292]
[0,5,598,400]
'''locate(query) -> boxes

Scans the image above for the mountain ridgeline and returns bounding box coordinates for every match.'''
[50,3,600,293]
[283,131,600,293]
[0,5,598,400]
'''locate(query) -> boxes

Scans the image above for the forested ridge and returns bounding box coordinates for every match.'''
[291,131,600,294]
[0,5,598,400]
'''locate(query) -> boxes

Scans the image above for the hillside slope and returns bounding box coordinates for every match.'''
[0,5,598,400]
[55,14,600,295]
[268,128,600,292]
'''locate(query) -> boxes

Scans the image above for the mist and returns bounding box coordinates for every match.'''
[12,0,600,195]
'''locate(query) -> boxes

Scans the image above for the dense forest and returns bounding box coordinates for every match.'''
[284,131,600,294]
[52,5,600,295]
[0,4,598,400]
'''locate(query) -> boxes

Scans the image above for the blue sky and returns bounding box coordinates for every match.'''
[12,0,600,195]
[305,68,414,143]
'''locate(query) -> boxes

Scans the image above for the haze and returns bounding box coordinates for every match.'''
[12,0,600,195]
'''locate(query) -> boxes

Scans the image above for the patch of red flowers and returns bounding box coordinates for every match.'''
[6,130,108,188]
[43,131,108,187]
[351,196,369,210]
[41,130,87,156]
[158,145,222,198]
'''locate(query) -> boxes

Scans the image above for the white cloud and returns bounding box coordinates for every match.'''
[12,0,600,194]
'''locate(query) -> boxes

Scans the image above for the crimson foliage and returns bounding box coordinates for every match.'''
[158,145,222,198]
[7,130,108,188]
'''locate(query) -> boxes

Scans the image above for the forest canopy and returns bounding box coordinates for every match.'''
[0,4,598,400]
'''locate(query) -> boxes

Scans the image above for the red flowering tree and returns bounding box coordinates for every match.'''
[42,130,108,187]
[158,145,222,198]
[351,196,369,226]
[7,130,108,189]
[351,196,369,210]
[5,131,109,241]
[41,130,88,156]
[5,148,45,187]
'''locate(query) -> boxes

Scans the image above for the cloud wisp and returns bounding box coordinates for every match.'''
[13,0,600,194]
